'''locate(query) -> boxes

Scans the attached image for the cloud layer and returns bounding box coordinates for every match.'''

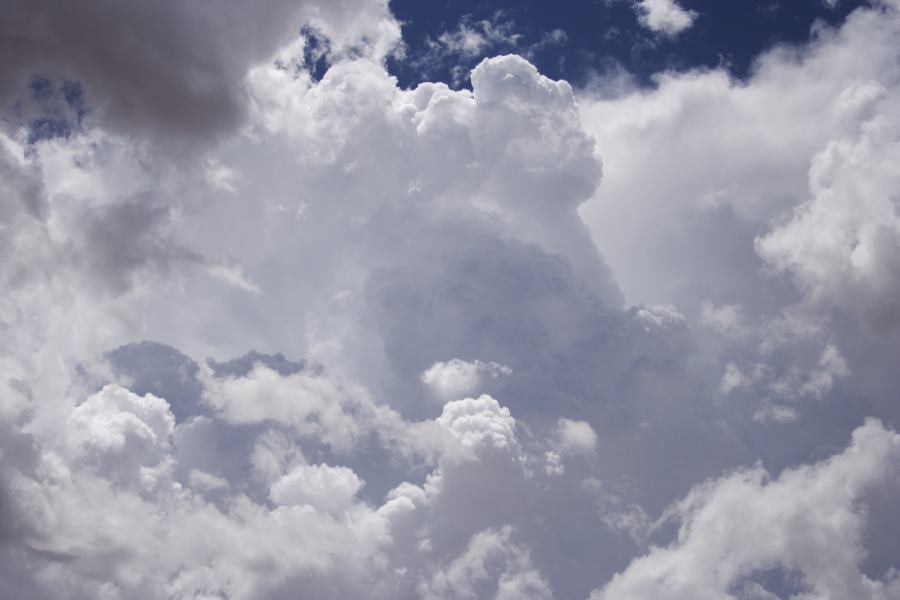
[1,1,900,599]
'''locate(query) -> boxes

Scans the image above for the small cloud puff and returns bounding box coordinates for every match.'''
[632,0,697,37]
[437,394,518,452]
[270,462,364,512]
[421,359,512,400]
[546,418,597,475]
[556,418,598,455]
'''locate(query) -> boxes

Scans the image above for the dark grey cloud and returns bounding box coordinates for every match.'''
[0,0,399,141]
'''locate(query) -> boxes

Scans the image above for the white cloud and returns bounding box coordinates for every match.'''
[756,105,900,331]
[632,0,697,37]
[434,15,522,58]
[187,468,229,492]
[556,418,598,454]
[700,300,749,337]
[68,384,175,486]
[200,363,370,453]
[578,0,900,429]
[590,419,900,600]
[419,526,553,600]
[200,362,453,462]
[269,462,365,512]
[578,5,900,311]
[422,359,512,400]
[436,395,518,453]
[2,1,900,597]
[718,343,850,405]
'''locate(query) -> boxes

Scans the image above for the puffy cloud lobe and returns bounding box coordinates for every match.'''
[69,385,174,456]
[200,363,368,453]
[470,55,602,215]
[590,419,900,600]
[421,359,512,401]
[199,361,454,463]
[437,395,518,453]
[66,385,175,490]
[757,108,900,332]
[556,418,598,455]
[269,462,364,512]
[0,370,495,599]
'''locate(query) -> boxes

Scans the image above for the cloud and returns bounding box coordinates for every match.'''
[436,395,518,453]
[407,13,535,88]
[578,0,900,427]
[199,361,453,461]
[632,0,697,37]
[269,461,365,511]
[699,300,750,337]
[545,419,598,475]
[419,526,553,600]
[556,418,598,455]
[433,14,522,59]
[756,102,900,332]
[590,419,900,599]
[67,384,175,486]
[0,0,401,141]
[2,1,900,598]
[421,359,512,400]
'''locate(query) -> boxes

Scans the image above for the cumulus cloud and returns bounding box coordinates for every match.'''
[756,105,900,331]
[421,359,512,400]
[590,419,900,599]
[579,0,900,425]
[436,395,518,453]
[68,384,175,486]
[269,462,365,511]
[632,0,697,37]
[556,418,598,455]
[2,1,900,598]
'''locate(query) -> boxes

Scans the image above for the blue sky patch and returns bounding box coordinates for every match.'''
[386,0,870,88]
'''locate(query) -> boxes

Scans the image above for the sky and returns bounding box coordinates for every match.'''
[1,1,900,599]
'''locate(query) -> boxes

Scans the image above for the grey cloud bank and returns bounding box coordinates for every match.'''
[1,1,900,599]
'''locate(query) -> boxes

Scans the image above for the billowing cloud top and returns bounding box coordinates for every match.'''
[2,1,900,599]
